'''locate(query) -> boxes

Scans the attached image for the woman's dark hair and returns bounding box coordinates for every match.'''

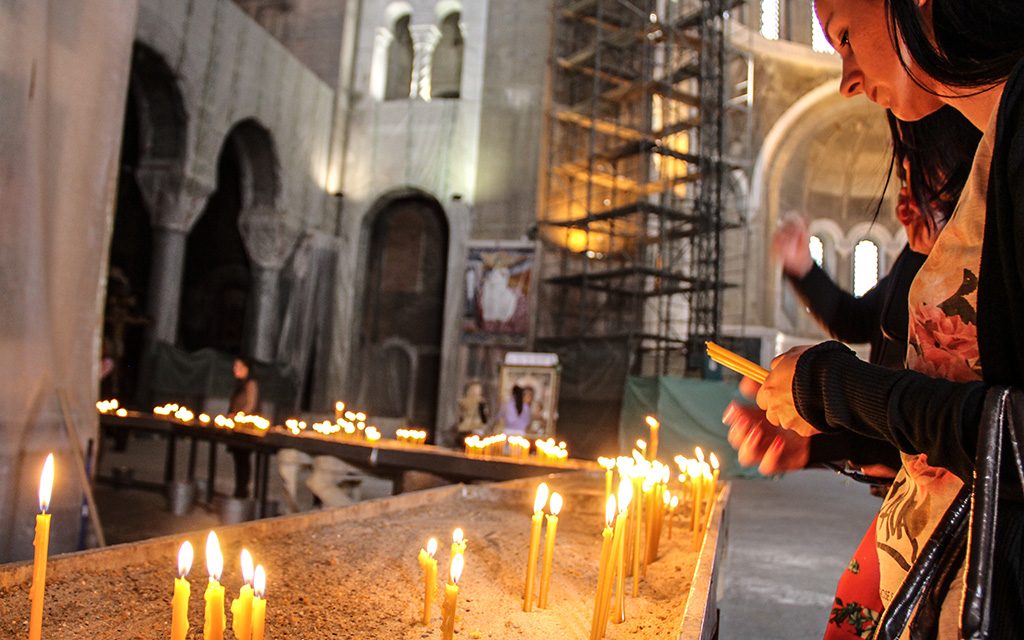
[886,0,1024,90]
[885,105,981,229]
[512,385,525,415]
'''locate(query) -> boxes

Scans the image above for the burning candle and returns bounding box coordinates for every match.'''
[645,416,660,460]
[172,541,193,640]
[29,453,54,640]
[230,549,255,640]
[589,495,616,640]
[251,565,266,640]
[668,495,679,539]
[204,532,225,640]
[418,538,438,625]
[707,453,720,516]
[522,482,549,612]
[538,492,563,608]
[450,527,467,559]
[440,553,463,640]
[609,478,633,628]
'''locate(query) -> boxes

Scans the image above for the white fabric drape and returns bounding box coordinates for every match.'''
[0,0,137,561]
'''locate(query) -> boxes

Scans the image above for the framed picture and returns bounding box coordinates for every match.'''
[463,242,535,344]
[493,354,560,437]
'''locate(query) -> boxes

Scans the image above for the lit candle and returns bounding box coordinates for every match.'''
[204,531,225,640]
[707,453,721,517]
[418,538,438,625]
[450,527,467,559]
[522,482,549,612]
[609,478,632,629]
[251,565,266,640]
[230,549,254,640]
[668,495,679,540]
[538,492,563,608]
[589,495,616,640]
[172,541,193,640]
[645,416,660,460]
[598,457,615,506]
[440,553,464,640]
[29,453,54,640]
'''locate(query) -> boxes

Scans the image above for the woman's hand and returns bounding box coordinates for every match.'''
[772,214,814,278]
[756,346,822,437]
[723,395,810,474]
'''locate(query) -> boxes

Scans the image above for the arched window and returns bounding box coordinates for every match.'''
[808,235,824,268]
[811,4,833,53]
[430,12,463,99]
[852,239,879,297]
[760,0,780,40]
[385,14,414,101]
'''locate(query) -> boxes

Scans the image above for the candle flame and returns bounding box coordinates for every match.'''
[253,565,266,599]
[549,492,563,516]
[617,477,633,512]
[671,495,679,509]
[453,528,464,545]
[206,531,223,581]
[636,439,647,451]
[335,401,345,411]
[710,453,720,470]
[694,447,705,463]
[597,456,615,470]
[241,548,254,585]
[663,491,671,506]
[605,495,616,527]
[645,415,659,429]
[533,483,549,514]
[39,453,54,512]
[427,537,438,557]
[450,553,464,585]
[177,541,194,578]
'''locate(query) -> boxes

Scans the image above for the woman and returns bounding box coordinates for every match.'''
[754,0,1024,635]
[228,356,259,499]
[495,385,532,436]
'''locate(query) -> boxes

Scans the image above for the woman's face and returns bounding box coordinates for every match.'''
[815,0,943,120]
[234,359,248,380]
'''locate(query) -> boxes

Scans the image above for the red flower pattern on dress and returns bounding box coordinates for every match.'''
[908,302,981,382]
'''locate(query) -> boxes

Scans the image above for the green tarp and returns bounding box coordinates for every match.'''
[619,376,760,479]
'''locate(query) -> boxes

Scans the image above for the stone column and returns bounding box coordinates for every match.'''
[136,167,214,346]
[409,24,441,100]
[239,207,302,363]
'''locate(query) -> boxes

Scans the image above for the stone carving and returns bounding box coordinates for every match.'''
[238,206,303,269]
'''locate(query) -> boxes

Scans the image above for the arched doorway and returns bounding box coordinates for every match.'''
[357,193,449,430]
[103,44,186,404]
[179,120,278,356]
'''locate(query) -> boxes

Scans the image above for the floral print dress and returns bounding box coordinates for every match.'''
[874,109,997,638]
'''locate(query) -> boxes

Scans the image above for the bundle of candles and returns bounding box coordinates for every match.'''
[534,438,569,463]
[463,434,570,463]
[705,341,769,383]
[417,528,467,640]
[95,398,124,415]
[153,403,196,423]
[396,428,428,445]
[464,433,508,456]
[24,454,269,640]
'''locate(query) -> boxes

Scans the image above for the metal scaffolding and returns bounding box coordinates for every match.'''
[538,0,748,377]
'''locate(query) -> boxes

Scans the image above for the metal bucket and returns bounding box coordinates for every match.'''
[166,481,195,516]
[219,497,254,525]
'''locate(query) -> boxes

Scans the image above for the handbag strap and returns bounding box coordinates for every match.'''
[961,387,1024,639]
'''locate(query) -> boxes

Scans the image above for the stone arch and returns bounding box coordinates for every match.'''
[129,43,187,172]
[430,7,463,99]
[385,10,415,101]
[354,188,450,430]
[223,118,281,212]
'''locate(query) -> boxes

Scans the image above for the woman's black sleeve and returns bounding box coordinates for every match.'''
[806,431,903,470]
[787,264,888,344]
[792,341,987,481]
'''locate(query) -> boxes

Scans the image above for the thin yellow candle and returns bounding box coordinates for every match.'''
[204,531,225,640]
[707,454,721,520]
[668,495,679,540]
[29,453,54,640]
[230,549,254,640]
[418,538,438,625]
[450,527,467,559]
[608,478,632,629]
[645,416,660,460]
[589,495,616,640]
[538,492,563,608]
[172,541,193,640]
[251,565,266,640]
[440,553,464,640]
[598,457,615,506]
[523,483,548,612]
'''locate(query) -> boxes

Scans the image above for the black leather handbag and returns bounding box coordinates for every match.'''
[874,387,1023,640]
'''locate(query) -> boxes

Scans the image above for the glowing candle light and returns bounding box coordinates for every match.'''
[29,453,54,640]
[418,538,439,625]
[589,495,616,640]
[451,527,467,558]
[708,453,721,516]
[523,482,549,612]
[251,565,266,640]
[668,495,679,540]
[645,416,660,460]
[609,478,633,628]
[440,553,464,640]
[538,492,563,608]
[230,549,255,640]
[172,541,193,640]
[204,532,225,640]
[694,446,705,464]
[597,457,615,506]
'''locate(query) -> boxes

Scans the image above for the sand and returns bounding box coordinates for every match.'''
[0,474,704,639]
